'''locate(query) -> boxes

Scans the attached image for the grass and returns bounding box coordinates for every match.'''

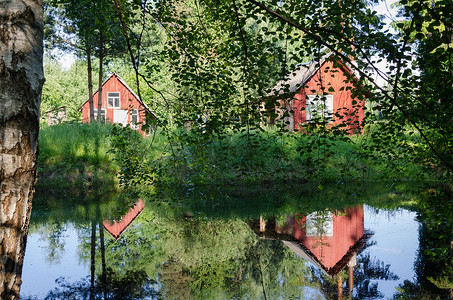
[155,127,432,186]
[37,122,436,191]
[38,123,119,188]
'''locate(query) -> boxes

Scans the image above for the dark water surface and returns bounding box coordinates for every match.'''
[19,184,453,299]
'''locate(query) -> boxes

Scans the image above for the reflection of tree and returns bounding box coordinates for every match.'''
[42,273,158,299]
[36,222,67,265]
[41,212,161,299]
[393,189,453,299]
[353,252,399,299]
[239,239,319,299]
[158,214,322,299]
[159,259,193,299]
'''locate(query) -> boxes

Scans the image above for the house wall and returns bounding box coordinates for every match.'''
[293,205,364,270]
[292,61,364,133]
[81,75,148,133]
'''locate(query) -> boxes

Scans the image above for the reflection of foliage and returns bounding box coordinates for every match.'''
[427,264,453,290]
[394,188,453,298]
[178,182,420,223]
[239,239,319,299]
[160,216,254,297]
[354,251,399,299]
[157,213,320,299]
[43,274,158,300]
[35,222,67,265]
[356,253,399,281]
[159,260,193,299]
[394,278,449,300]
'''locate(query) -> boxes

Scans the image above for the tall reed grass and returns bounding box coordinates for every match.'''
[38,123,118,186]
[157,127,430,185]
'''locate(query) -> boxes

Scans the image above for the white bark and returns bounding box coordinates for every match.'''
[0,1,44,299]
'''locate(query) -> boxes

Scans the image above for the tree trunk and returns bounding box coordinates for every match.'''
[99,222,107,298]
[90,221,96,300]
[87,45,95,122]
[0,1,44,299]
[99,222,106,285]
[97,33,104,122]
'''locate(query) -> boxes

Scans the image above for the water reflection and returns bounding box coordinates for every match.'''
[16,184,453,299]
[103,199,145,240]
[248,206,376,298]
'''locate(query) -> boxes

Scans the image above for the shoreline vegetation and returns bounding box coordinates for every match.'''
[35,124,453,296]
[37,123,439,192]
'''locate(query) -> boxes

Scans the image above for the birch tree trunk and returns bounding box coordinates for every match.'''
[0,1,44,299]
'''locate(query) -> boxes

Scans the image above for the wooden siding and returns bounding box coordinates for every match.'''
[81,74,149,134]
[293,206,364,270]
[292,61,364,132]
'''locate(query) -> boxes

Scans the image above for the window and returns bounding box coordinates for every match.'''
[93,109,106,121]
[306,211,333,237]
[131,109,139,129]
[306,95,333,122]
[107,92,120,108]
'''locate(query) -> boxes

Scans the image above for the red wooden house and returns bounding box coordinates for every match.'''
[268,54,365,133]
[81,73,156,134]
[249,205,373,282]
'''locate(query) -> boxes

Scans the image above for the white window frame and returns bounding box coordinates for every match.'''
[306,211,333,237]
[107,92,121,109]
[131,109,139,129]
[306,94,334,122]
[93,109,106,121]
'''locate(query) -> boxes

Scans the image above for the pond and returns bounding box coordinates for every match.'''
[17,184,453,299]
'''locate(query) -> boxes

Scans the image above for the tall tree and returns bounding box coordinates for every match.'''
[48,0,98,122]
[0,0,44,299]
[93,0,127,123]
[48,0,127,123]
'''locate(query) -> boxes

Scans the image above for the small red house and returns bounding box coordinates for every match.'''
[81,73,156,134]
[103,199,145,240]
[268,54,365,133]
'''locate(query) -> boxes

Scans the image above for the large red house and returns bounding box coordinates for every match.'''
[268,54,365,133]
[81,73,156,134]
[248,205,373,289]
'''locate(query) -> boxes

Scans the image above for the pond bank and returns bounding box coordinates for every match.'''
[37,123,437,190]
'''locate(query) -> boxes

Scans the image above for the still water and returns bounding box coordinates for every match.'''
[18,184,453,299]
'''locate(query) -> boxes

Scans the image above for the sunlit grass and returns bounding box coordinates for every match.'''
[39,123,114,166]
[38,123,119,187]
[37,122,435,189]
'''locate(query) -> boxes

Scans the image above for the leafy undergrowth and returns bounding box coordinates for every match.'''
[37,123,438,191]
[154,128,435,187]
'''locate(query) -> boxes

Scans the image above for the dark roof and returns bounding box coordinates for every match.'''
[270,53,356,96]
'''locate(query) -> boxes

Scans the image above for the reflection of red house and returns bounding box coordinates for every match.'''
[103,199,145,240]
[81,73,157,134]
[268,54,364,133]
[249,205,372,279]
[291,206,369,276]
